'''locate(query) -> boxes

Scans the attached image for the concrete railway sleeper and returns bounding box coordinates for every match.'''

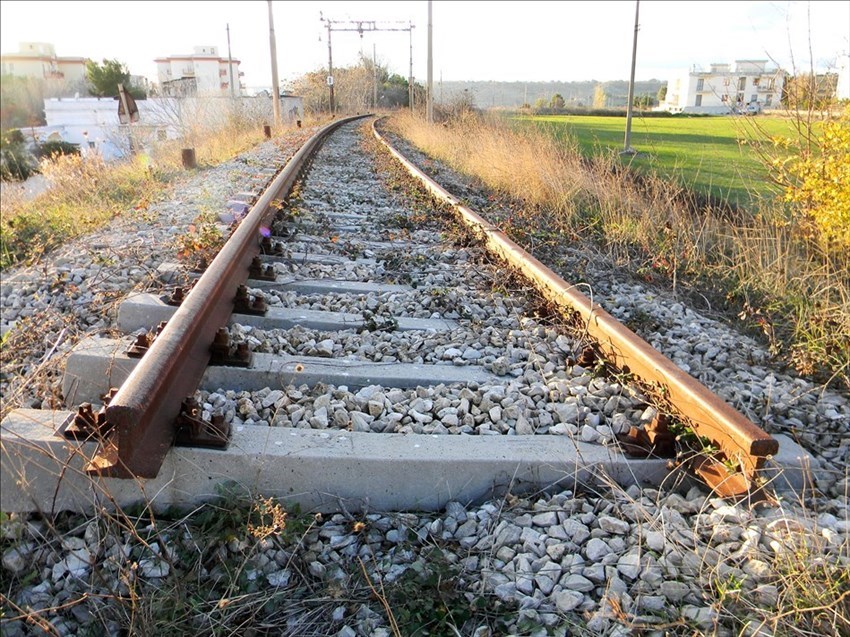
[1,117,812,515]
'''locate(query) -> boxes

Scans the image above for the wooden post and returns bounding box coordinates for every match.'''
[181,148,196,169]
[117,83,134,155]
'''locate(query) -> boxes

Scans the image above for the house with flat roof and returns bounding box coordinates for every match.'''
[661,59,786,114]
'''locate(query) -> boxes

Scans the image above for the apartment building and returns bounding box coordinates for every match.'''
[154,45,243,97]
[661,59,786,114]
[0,42,87,86]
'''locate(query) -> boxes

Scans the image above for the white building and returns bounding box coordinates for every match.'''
[154,46,243,97]
[661,60,786,114]
[0,42,87,88]
[32,94,303,160]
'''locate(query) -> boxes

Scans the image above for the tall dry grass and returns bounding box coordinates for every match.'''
[0,102,309,270]
[386,110,849,389]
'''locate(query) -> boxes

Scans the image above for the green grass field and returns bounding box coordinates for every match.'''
[513,114,796,210]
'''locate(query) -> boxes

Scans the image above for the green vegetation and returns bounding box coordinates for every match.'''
[0,129,37,181]
[85,58,146,99]
[515,113,799,209]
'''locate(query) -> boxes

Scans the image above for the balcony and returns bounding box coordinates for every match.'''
[180,67,195,76]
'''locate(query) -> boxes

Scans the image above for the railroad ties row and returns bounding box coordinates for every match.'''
[1,120,811,513]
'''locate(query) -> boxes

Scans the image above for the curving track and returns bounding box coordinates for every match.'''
[2,117,806,514]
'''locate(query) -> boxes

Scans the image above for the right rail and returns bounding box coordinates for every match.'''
[373,119,778,495]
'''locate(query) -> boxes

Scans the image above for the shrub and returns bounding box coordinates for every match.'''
[35,139,80,160]
[0,128,37,181]
[773,106,850,252]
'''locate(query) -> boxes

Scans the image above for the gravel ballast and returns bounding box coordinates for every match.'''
[1,120,848,636]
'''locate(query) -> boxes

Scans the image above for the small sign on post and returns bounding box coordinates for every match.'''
[117,84,139,156]
[117,85,139,124]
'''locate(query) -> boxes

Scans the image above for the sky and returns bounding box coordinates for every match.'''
[1,1,848,92]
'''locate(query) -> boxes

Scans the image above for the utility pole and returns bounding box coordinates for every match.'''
[373,43,378,110]
[320,13,335,114]
[226,23,235,98]
[409,21,414,111]
[268,0,281,126]
[320,16,414,115]
[426,0,433,123]
[622,0,639,155]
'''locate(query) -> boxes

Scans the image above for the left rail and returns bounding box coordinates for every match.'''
[89,115,368,478]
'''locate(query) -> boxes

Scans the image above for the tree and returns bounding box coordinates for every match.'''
[85,59,144,99]
[772,105,850,251]
[0,128,37,181]
[592,84,607,109]
[657,84,667,103]
[634,94,655,109]
[782,73,839,110]
[550,93,565,110]
[0,75,46,129]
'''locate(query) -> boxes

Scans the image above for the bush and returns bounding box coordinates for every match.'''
[35,139,80,160]
[0,128,37,181]
[774,106,850,252]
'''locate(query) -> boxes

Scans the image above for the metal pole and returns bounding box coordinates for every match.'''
[268,0,281,126]
[226,23,235,97]
[326,21,335,115]
[373,43,378,110]
[426,0,433,122]
[623,0,639,154]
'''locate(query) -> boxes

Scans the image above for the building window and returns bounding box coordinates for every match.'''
[157,129,167,141]
[696,78,704,91]
[695,95,702,106]
[721,94,729,102]
[766,94,773,106]
[751,94,757,103]
[737,92,745,104]
[737,77,746,91]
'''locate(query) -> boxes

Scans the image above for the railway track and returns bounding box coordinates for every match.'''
[2,116,810,514]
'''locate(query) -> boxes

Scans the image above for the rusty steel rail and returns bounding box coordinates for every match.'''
[88,115,368,479]
[372,119,778,495]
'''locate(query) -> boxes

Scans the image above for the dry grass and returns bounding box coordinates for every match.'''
[386,110,849,389]
[0,106,313,271]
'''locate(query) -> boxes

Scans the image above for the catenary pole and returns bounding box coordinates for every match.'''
[268,0,281,126]
[226,23,235,98]
[426,0,433,122]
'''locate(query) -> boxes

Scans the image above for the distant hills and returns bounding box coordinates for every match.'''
[434,79,666,109]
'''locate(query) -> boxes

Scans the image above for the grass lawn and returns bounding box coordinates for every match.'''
[513,114,796,210]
